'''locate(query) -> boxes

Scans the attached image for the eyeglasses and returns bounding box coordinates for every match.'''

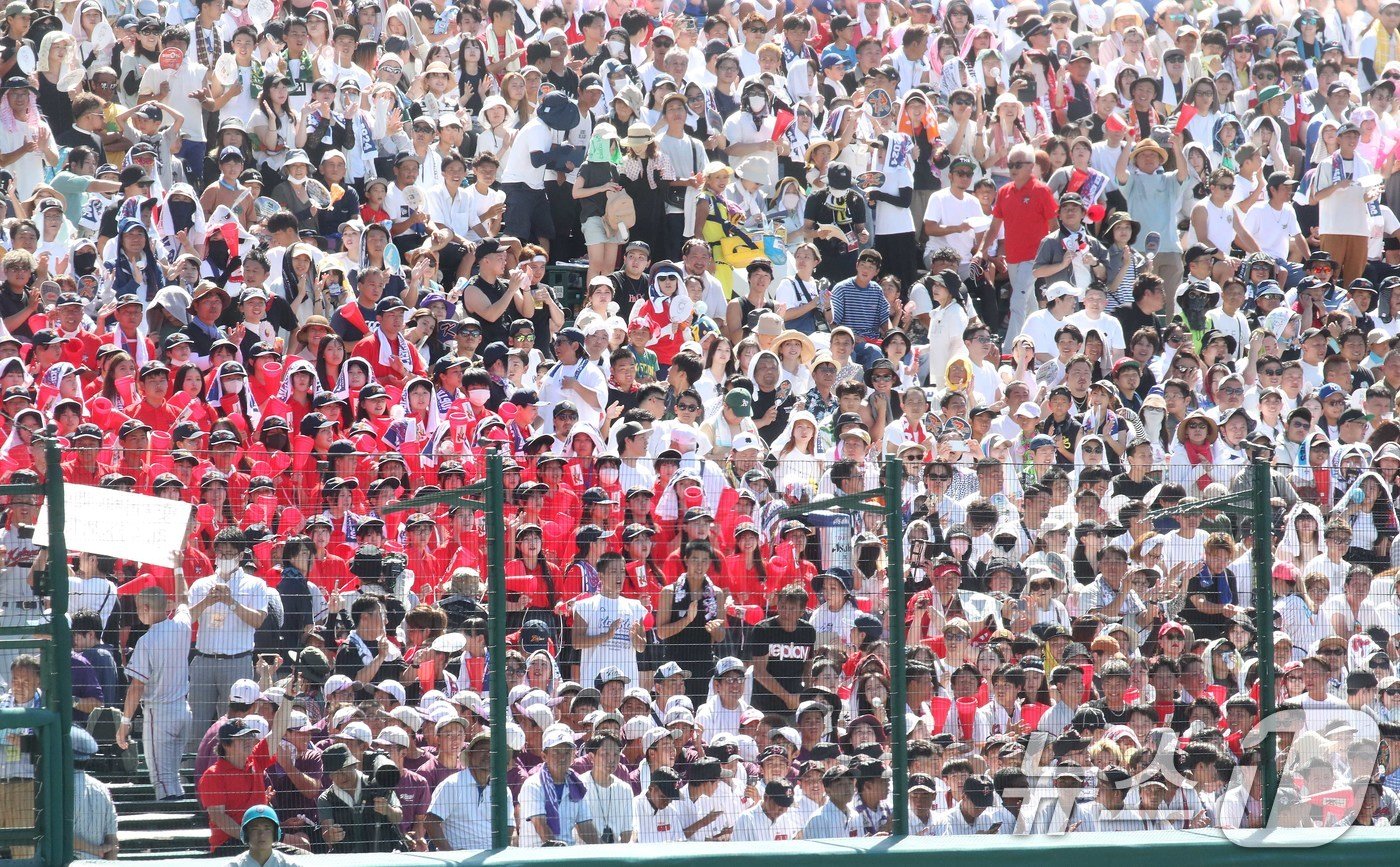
[461,328,482,337]
[972,335,993,343]
[1186,422,1207,430]
[1386,689,1400,696]
[1219,387,1244,396]
[1261,367,1283,376]
[514,333,535,342]
[1320,648,1346,656]
[676,403,700,412]
[1082,444,1103,452]
[873,373,895,381]
[952,169,974,177]
[929,474,952,481]
[1008,161,1031,169]
[1174,364,1198,374]
[951,98,975,107]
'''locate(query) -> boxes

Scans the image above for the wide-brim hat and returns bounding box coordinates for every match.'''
[1099,210,1140,245]
[773,329,815,364]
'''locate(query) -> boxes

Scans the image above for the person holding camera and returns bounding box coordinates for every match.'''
[316,742,406,854]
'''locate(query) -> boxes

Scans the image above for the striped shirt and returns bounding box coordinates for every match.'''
[73,771,118,861]
[829,277,891,342]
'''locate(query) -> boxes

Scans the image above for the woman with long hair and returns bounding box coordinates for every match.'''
[618,124,670,256]
[315,335,347,397]
[250,74,300,189]
[696,337,735,408]
[656,540,729,704]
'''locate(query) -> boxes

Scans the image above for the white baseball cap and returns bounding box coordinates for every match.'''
[323,674,354,696]
[519,704,555,730]
[621,715,653,741]
[390,706,424,732]
[229,678,261,704]
[242,714,269,739]
[375,680,407,705]
[340,721,374,744]
[375,726,411,749]
[1044,281,1082,303]
[643,725,675,752]
[542,723,576,751]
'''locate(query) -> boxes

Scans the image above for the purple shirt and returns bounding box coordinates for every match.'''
[395,767,431,833]
[71,652,103,723]
[267,747,324,824]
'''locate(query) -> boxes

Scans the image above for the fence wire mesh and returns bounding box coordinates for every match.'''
[10,450,1400,858]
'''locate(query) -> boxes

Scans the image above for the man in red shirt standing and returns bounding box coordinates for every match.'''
[973,144,1060,350]
[197,708,286,856]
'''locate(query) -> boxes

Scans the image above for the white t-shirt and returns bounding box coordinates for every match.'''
[1369,203,1400,259]
[460,185,507,242]
[1312,154,1374,237]
[1020,309,1067,355]
[538,357,608,434]
[923,188,983,260]
[1066,311,1125,354]
[499,119,553,189]
[732,803,803,842]
[803,799,860,839]
[1242,200,1301,260]
[571,592,646,688]
[584,776,634,842]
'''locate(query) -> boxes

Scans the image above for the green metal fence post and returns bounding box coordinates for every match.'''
[885,459,908,837]
[485,451,509,849]
[45,440,72,866]
[1251,458,1276,821]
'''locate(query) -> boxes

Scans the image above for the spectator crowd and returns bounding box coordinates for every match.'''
[6,0,1400,857]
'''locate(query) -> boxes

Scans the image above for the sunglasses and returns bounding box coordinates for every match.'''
[676,403,700,412]
[952,98,975,107]
[461,328,482,336]
[1008,160,1031,168]
[1261,367,1283,376]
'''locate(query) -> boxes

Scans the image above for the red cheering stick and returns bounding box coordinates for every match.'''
[1174,104,1197,134]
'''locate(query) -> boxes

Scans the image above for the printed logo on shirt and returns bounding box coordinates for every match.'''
[766,643,811,661]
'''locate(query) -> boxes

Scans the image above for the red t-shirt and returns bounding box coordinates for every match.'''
[197,740,273,851]
[992,178,1059,264]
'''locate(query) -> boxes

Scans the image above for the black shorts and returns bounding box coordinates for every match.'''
[502,183,556,241]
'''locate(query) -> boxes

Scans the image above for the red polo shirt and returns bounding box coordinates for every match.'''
[992,178,1059,264]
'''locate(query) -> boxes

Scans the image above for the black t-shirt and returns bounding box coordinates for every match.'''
[1182,567,1239,639]
[1108,472,1156,503]
[803,192,867,265]
[748,616,816,713]
[470,275,513,346]
[608,269,649,311]
[56,126,104,154]
[1086,698,1132,727]
[0,285,30,338]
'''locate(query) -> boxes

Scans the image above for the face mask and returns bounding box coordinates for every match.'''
[950,537,970,558]
[748,95,767,112]
[782,194,799,209]
[168,199,197,233]
[599,467,619,484]
[216,556,240,576]
[468,387,490,406]
[72,251,97,276]
[223,378,244,394]
[608,39,626,56]
[1144,408,1164,439]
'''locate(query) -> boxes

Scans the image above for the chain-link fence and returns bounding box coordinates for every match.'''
[27,448,1400,858]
